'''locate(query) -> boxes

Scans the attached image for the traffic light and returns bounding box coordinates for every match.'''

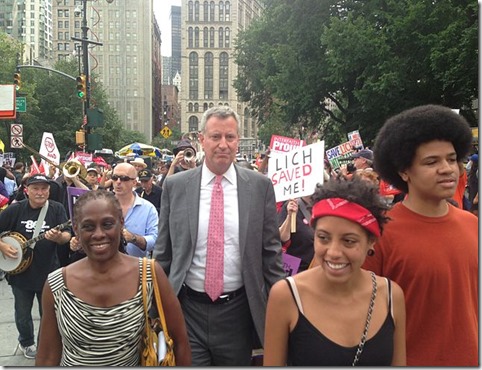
[76,74,86,99]
[13,72,21,90]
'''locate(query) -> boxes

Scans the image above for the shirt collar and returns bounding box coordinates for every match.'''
[201,163,236,186]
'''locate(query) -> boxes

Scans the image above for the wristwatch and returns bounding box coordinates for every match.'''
[130,234,137,244]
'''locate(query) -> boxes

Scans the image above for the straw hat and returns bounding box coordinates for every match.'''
[130,157,147,169]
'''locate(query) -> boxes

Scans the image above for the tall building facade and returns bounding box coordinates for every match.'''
[180,0,262,158]
[170,5,181,82]
[162,55,171,84]
[0,0,53,65]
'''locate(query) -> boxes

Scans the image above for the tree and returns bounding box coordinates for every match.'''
[234,0,478,146]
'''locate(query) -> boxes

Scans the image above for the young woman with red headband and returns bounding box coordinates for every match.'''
[264,177,406,366]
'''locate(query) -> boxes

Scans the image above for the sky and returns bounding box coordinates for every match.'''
[153,0,182,57]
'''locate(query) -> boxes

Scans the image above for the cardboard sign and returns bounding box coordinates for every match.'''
[67,187,90,222]
[268,141,325,203]
[283,253,302,276]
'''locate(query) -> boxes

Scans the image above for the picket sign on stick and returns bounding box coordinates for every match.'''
[290,212,296,233]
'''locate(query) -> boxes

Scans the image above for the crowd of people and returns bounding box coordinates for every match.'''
[0,104,477,366]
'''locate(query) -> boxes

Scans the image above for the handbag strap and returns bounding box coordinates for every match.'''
[352,271,377,366]
[31,200,49,249]
[141,257,150,327]
[150,258,171,341]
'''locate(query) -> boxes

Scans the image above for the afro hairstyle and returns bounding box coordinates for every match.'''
[373,105,473,194]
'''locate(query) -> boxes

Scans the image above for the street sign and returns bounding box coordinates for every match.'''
[15,97,26,113]
[11,136,23,148]
[10,123,23,136]
[160,126,172,139]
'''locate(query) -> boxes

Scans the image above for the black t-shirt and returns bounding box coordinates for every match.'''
[135,184,162,214]
[0,199,70,291]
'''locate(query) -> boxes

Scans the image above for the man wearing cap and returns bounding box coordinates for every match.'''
[130,157,148,173]
[167,139,197,176]
[135,169,162,214]
[0,174,71,359]
[85,165,101,190]
[352,148,374,170]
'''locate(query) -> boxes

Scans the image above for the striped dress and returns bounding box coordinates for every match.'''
[47,258,153,366]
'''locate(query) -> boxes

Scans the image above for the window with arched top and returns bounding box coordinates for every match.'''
[188,1,193,21]
[204,52,213,100]
[189,116,199,132]
[189,52,199,100]
[210,27,215,48]
[225,27,230,47]
[203,1,209,21]
[194,1,199,21]
[219,52,229,100]
[194,103,199,112]
[209,102,214,108]
[194,27,199,48]
[203,103,208,111]
[188,27,193,48]
[188,103,194,112]
[219,1,224,21]
[225,1,230,21]
[218,27,223,48]
[203,27,208,47]
[210,1,215,21]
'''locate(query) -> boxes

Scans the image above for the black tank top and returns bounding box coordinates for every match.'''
[286,277,395,366]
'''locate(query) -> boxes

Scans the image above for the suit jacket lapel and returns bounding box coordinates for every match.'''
[236,166,251,263]
[186,167,202,249]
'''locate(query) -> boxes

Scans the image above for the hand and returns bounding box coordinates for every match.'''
[70,236,82,252]
[45,228,66,244]
[123,228,134,243]
[0,240,18,259]
[287,199,298,216]
[172,151,184,166]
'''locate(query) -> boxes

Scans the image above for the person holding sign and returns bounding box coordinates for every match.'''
[264,177,406,366]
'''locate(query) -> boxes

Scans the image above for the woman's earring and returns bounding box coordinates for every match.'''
[367,249,375,256]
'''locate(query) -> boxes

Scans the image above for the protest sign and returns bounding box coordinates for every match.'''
[283,253,302,276]
[268,141,325,203]
[269,135,305,154]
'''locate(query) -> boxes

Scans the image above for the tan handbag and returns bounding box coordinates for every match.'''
[140,257,176,366]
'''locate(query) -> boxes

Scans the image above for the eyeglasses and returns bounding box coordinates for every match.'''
[111,174,135,182]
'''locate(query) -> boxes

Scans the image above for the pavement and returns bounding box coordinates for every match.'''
[0,276,39,367]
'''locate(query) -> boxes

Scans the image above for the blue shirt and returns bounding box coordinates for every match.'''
[124,192,159,257]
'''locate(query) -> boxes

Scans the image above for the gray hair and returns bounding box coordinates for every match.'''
[200,106,241,135]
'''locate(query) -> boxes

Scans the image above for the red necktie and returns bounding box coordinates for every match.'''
[205,175,224,301]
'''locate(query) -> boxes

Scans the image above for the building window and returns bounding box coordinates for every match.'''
[219,1,224,21]
[204,52,213,100]
[210,27,215,48]
[188,1,193,21]
[189,116,199,132]
[218,27,223,48]
[194,27,199,48]
[188,27,193,48]
[194,1,199,21]
[189,52,199,100]
[203,103,208,111]
[219,52,229,100]
[203,27,208,47]
[188,103,193,112]
[225,27,230,47]
[203,1,209,21]
[194,103,199,112]
[210,1,215,21]
[225,1,230,21]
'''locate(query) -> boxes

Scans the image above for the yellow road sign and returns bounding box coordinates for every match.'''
[160,126,172,139]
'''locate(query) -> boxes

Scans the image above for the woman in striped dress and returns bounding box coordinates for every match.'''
[35,190,191,366]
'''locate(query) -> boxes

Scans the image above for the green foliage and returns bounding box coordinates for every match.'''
[234,0,478,145]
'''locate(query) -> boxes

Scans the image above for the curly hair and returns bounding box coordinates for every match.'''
[373,105,473,194]
[73,190,123,226]
[311,177,390,237]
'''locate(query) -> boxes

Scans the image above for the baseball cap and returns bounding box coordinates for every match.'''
[27,174,51,186]
[351,149,373,161]
[470,153,478,162]
[86,166,99,174]
[138,169,153,181]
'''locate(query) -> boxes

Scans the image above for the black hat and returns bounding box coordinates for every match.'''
[27,174,51,186]
[173,140,196,156]
[138,169,153,180]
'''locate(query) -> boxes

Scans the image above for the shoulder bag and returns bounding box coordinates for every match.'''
[140,257,176,366]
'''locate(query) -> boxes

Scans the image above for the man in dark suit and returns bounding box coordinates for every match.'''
[153,106,284,366]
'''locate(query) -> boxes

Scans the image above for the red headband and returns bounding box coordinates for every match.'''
[310,198,381,237]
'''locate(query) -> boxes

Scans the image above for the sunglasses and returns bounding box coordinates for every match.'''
[111,174,136,182]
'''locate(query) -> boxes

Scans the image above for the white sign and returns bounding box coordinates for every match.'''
[268,141,325,202]
[11,136,23,148]
[39,132,60,165]
[10,123,23,136]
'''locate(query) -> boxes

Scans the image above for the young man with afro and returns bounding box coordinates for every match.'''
[363,105,478,366]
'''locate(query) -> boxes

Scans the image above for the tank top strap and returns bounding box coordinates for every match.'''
[285,276,304,315]
[385,277,393,318]
[48,267,65,294]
